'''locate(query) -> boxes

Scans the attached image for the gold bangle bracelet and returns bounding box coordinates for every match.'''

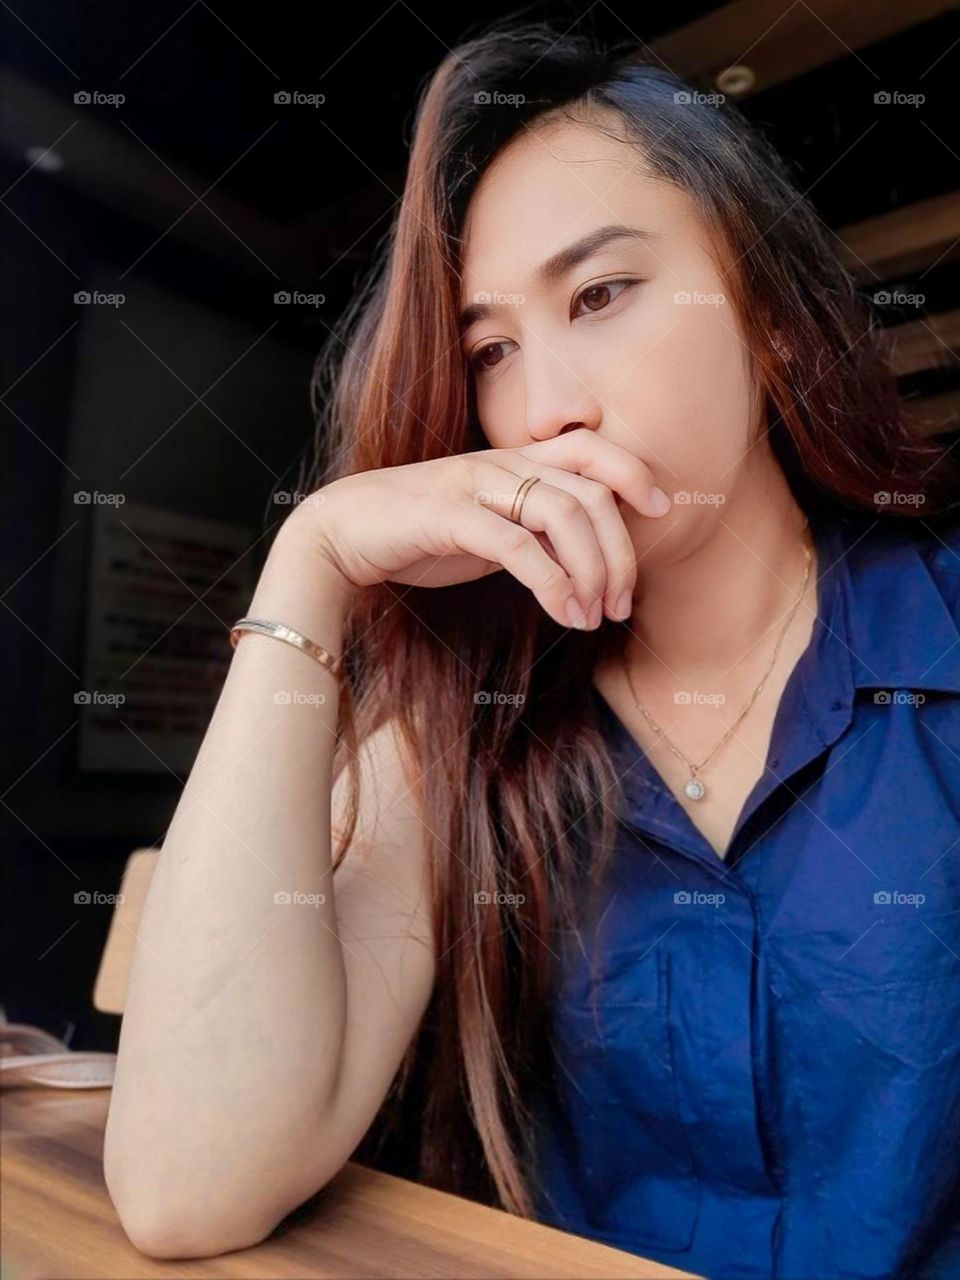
[229,617,343,680]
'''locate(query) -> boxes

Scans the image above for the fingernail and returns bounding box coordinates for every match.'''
[616,590,633,619]
[565,596,589,629]
[649,486,672,516]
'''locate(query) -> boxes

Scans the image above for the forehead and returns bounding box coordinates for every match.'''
[459,117,693,293]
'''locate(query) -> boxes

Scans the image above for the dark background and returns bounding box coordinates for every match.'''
[3,1,958,1063]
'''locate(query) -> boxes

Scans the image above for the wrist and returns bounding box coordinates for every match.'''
[245,512,356,645]
[269,499,356,600]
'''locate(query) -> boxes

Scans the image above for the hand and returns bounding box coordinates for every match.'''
[287,428,671,630]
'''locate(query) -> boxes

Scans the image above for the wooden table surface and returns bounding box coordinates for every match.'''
[2,1089,703,1278]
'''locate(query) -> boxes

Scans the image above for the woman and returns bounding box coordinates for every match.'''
[104,20,960,1280]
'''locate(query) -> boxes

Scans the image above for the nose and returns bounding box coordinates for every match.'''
[523,343,601,443]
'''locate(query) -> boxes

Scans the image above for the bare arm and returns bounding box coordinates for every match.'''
[104,428,666,1257]
[103,511,436,1258]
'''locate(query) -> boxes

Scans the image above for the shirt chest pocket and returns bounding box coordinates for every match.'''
[549,946,701,1252]
[764,920,960,1277]
[772,913,960,1072]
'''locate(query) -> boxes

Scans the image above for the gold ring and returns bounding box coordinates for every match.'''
[509,474,540,524]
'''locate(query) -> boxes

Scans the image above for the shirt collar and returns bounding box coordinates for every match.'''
[592,506,960,873]
[809,507,960,697]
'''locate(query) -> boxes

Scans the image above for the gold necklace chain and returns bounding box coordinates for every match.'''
[621,523,813,802]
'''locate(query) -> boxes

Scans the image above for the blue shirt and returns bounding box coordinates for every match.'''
[530,507,960,1280]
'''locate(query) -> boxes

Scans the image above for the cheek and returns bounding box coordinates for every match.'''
[611,303,754,478]
[474,382,525,450]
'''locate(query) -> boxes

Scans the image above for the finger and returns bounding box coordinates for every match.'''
[449,501,593,630]
[471,458,606,625]
[512,427,673,520]
[519,463,637,620]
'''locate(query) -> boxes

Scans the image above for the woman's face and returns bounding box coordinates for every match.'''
[459,113,768,563]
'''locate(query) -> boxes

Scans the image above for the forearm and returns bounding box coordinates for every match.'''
[104,516,356,1251]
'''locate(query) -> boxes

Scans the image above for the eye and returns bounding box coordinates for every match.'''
[467,339,516,377]
[466,278,641,379]
[572,277,639,318]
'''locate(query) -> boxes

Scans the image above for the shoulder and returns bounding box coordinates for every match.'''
[823,512,960,696]
[921,522,960,594]
[892,517,960,618]
[838,512,960,601]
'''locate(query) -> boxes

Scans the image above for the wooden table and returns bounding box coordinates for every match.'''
[2,1090,703,1278]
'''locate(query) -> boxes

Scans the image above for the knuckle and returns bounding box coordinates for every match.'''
[458,454,479,487]
[503,525,532,556]
[579,484,615,516]
[538,563,568,595]
[548,490,581,520]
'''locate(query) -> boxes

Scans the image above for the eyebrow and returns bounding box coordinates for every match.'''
[458,223,660,333]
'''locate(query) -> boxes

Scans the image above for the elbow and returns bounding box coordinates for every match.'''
[104,1161,278,1259]
[111,1194,277,1260]
[128,1218,272,1260]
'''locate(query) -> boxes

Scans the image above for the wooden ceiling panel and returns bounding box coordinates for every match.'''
[649,0,954,98]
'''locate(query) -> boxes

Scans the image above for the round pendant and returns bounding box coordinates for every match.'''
[684,777,706,801]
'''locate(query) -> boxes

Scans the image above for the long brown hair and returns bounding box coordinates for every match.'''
[288,18,960,1216]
